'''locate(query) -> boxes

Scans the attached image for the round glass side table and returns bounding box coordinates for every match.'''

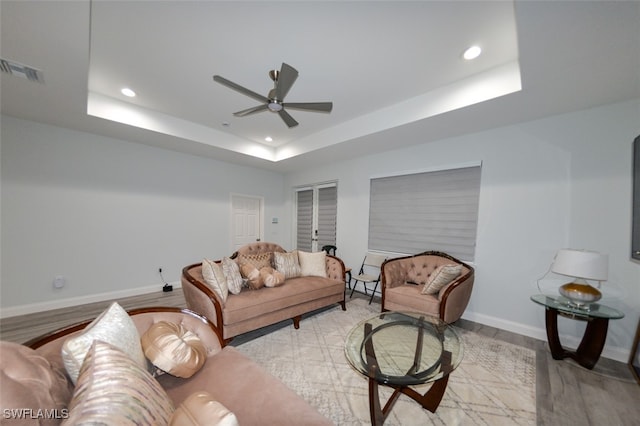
[345,311,463,425]
[530,294,624,369]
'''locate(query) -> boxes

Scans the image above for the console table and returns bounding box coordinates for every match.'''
[530,294,624,369]
[344,311,462,425]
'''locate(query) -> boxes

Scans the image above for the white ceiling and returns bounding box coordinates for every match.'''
[1,1,639,172]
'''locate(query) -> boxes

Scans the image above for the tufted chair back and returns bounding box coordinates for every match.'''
[231,242,286,258]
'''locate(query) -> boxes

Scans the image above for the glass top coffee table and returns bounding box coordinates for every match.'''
[345,311,463,425]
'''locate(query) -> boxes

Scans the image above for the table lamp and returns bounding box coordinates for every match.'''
[551,249,608,306]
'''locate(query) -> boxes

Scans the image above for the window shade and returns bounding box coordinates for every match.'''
[296,189,313,251]
[368,165,481,261]
[317,186,337,249]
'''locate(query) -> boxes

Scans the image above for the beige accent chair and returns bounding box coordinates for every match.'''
[381,251,475,323]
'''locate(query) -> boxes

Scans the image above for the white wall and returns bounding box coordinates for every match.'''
[0,116,287,315]
[284,99,640,362]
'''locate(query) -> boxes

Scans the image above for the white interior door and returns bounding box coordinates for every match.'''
[231,194,262,251]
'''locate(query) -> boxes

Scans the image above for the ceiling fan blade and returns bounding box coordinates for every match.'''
[233,104,269,117]
[278,109,299,128]
[274,63,298,101]
[282,102,333,113]
[213,75,269,104]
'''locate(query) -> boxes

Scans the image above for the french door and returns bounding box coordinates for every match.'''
[295,183,337,252]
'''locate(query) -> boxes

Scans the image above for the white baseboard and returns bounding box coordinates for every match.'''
[462,310,630,364]
[0,281,181,319]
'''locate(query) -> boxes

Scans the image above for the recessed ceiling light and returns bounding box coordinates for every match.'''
[121,87,136,97]
[265,136,273,142]
[463,45,482,60]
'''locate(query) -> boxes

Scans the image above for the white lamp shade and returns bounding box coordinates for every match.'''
[551,249,608,281]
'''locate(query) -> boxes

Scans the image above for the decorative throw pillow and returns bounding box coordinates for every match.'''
[273,251,301,279]
[0,341,73,420]
[202,258,229,303]
[236,252,273,272]
[141,321,207,378]
[240,263,265,290]
[297,250,327,277]
[260,266,285,288]
[170,391,239,426]
[222,257,243,295]
[61,302,147,385]
[64,341,174,425]
[421,264,463,295]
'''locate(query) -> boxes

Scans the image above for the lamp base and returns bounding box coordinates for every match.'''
[558,282,601,307]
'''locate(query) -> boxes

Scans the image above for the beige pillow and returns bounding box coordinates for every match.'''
[421,264,463,295]
[61,302,147,384]
[171,391,239,426]
[0,342,72,420]
[202,258,229,303]
[240,263,264,290]
[65,341,174,425]
[260,266,285,288]
[273,252,301,279]
[297,250,327,277]
[222,257,243,295]
[141,321,206,378]
[237,252,273,271]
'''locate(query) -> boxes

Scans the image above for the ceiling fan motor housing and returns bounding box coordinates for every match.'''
[213,62,333,128]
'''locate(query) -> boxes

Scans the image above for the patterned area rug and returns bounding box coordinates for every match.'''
[234,298,536,425]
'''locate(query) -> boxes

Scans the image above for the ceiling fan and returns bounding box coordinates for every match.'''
[213,63,333,128]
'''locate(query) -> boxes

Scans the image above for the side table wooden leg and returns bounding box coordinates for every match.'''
[574,318,609,369]
[544,306,610,369]
[544,307,566,360]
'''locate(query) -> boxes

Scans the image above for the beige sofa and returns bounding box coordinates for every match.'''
[381,251,475,323]
[1,306,331,425]
[182,242,346,344]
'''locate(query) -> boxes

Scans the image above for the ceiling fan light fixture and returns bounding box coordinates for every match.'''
[268,101,283,112]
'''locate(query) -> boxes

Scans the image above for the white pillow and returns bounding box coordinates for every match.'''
[202,258,229,303]
[61,302,147,384]
[297,250,327,278]
[421,264,463,295]
[222,257,243,295]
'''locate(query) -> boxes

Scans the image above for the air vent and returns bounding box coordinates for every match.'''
[0,58,44,83]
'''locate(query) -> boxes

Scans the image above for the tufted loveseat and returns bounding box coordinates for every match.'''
[381,251,475,323]
[182,242,346,344]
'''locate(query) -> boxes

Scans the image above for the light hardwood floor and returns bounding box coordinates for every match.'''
[1,290,638,425]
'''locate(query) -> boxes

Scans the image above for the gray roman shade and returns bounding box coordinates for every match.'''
[317,185,337,249]
[368,165,481,261]
[296,189,313,252]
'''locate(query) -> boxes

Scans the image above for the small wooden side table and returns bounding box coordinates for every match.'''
[531,294,624,369]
